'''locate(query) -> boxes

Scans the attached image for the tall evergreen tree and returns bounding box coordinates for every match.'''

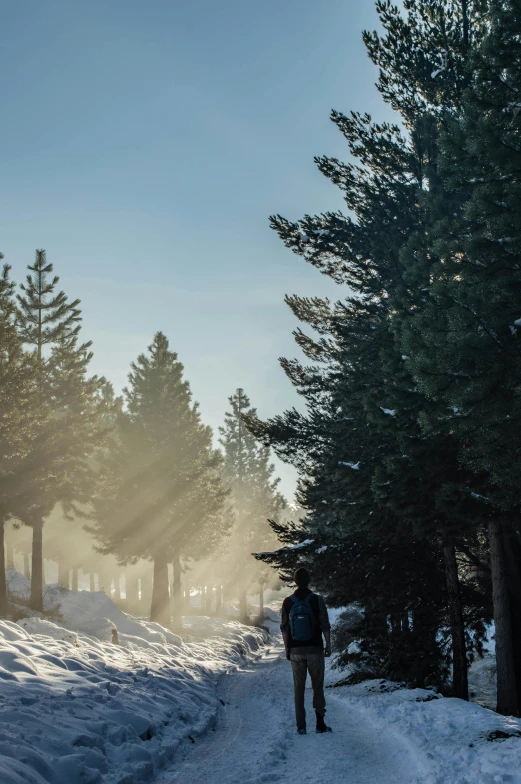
[219,389,285,621]
[16,250,109,611]
[402,0,521,714]
[0,261,40,616]
[249,0,494,693]
[92,333,229,628]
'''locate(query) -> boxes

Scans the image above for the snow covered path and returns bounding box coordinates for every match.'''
[161,636,421,784]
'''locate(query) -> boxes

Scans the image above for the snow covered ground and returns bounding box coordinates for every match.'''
[0,572,267,784]
[159,628,521,784]
[1,578,520,783]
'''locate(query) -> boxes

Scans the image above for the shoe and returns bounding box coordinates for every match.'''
[315,712,332,734]
[297,727,307,735]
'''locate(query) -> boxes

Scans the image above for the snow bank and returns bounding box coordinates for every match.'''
[0,572,268,784]
[6,571,182,648]
[333,679,521,783]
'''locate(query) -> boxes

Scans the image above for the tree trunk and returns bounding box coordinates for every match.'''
[97,565,108,593]
[503,531,521,710]
[23,551,30,580]
[215,583,222,616]
[58,561,69,588]
[259,582,264,620]
[30,519,44,612]
[151,552,170,628]
[89,571,96,592]
[71,567,79,593]
[443,537,468,700]
[489,519,519,716]
[172,551,182,626]
[126,575,138,609]
[5,527,14,572]
[141,574,152,615]
[239,588,248,624]
[0,519,7,618]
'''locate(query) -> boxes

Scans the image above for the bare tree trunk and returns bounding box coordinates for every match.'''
[239,588,248,624]
[141,573,152,616]
[151,552,170,628]
[489,519,519,716]
[71,567,79,593]
[0,519,7,618]
[23,551,30,580]
[259,582,264,620]
[126,575,139,609]
[89,571,96,592]
[5,526,14,572]
[58,561,69,588]
[30,519,44,612]
[172,551,182,626]
[443,537,468,700]
[215,583,222,616]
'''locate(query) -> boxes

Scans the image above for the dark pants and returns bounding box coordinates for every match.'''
[290,650,326,729]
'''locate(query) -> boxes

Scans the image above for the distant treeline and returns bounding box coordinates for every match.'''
[250,1,521,717]
[0,251,285,628]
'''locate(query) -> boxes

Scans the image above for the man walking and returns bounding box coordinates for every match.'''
[280,567,332,735]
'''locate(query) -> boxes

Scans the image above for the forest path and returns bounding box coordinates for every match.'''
[161,633,423,784]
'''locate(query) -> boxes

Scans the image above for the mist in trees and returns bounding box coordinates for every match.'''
[217,389,287,623]
[0,259,286,632]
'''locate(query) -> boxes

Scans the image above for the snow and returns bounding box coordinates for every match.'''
[340,680,521,783]
[161,627,521,784]
[380,407,397,417]
[7,572,182,648]
[339,461,360,470]
[2,577,520,783]
[287,538,315,550]
[0,572,267,784]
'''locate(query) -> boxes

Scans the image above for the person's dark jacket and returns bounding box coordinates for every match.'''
[280,588,330,652]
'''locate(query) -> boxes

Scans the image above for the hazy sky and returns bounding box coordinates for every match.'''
[1,0,394,500]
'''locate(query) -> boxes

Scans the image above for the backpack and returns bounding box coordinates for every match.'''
[289,593,318,642]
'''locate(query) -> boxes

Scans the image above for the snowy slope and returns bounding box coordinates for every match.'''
[0,574,267,784]
[2,577,520,784]
[162,652,521,784]
[329,680,521,783]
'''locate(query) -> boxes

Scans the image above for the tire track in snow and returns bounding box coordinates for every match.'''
[163,637,422,784]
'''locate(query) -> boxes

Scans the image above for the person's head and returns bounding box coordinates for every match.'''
[294,567,311,588]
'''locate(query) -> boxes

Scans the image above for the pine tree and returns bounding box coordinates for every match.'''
[250,0,494,692]
[219,389,285,621]
[0,261,40,616]
[16,250,109,611]
[92,333,229,628]
[402,0,521,715]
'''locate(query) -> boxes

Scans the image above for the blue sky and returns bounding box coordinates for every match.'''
[1,0,394,500]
